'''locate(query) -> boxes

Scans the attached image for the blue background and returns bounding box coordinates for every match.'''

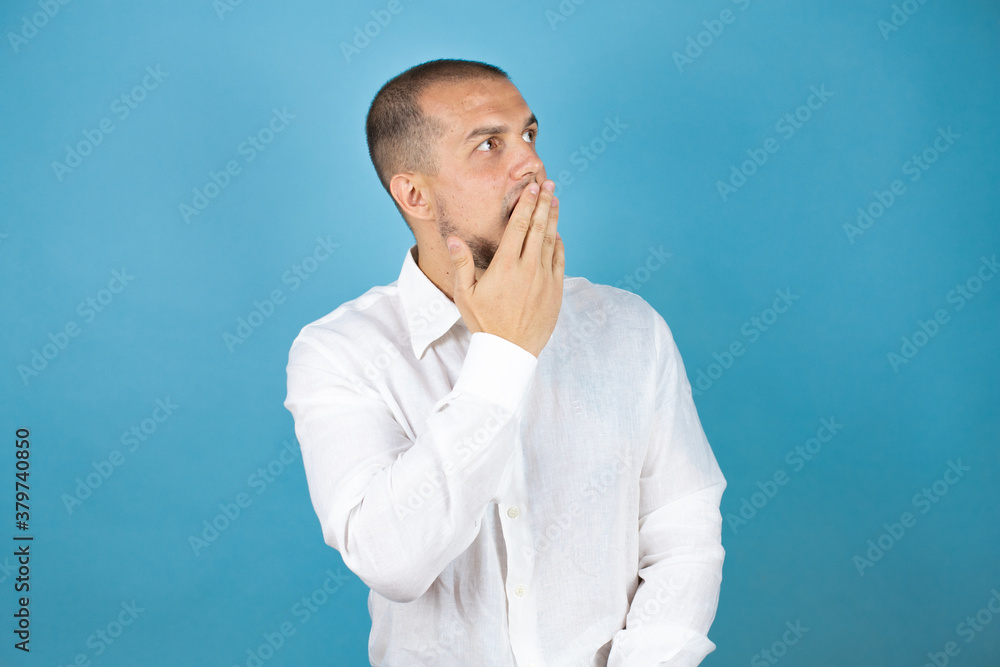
[2,0,998,665]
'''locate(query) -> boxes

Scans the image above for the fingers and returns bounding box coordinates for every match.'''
[552,233,565,281]
[493,178,561,276]
[447,236,475,299]
[494,181,540,265]
[539,192,560,272]
[521,180,555,268]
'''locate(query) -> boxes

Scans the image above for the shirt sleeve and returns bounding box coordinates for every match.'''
[284,329,537,604]
[607,308,727,667]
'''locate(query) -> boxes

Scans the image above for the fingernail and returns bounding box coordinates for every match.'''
[551,196,559,206]
[529,184,539,195]
[447,239,460,253]
[543,181,555,192]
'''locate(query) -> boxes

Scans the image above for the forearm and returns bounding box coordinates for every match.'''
[333,391,521,602]
[288,331,537,603]
[609,482,726,667]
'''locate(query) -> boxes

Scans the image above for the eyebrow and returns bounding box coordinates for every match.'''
[462,113,538,145]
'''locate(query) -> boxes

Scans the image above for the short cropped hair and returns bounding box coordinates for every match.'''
[365,59,510,231]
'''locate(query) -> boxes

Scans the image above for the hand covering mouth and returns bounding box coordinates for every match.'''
[505,184,529,221]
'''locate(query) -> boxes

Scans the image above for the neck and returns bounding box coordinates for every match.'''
[414,241,482,302]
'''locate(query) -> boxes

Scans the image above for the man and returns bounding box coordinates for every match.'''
[284,58,726,666]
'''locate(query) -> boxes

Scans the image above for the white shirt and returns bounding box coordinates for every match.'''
[284,245,726,667]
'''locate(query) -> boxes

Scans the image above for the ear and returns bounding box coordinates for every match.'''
[390,173,435,223]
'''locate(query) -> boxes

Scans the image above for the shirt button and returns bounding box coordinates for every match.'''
[506,506,520,519]
[514,585,527,597]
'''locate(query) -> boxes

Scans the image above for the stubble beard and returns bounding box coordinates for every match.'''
[436,195,508,272]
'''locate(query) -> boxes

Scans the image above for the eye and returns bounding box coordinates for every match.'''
[475,138,498,152]
[475,129,537,153]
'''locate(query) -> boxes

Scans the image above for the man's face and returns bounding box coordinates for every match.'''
[418,77,547,271]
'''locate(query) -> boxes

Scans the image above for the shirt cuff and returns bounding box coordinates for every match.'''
[451,332,538,415]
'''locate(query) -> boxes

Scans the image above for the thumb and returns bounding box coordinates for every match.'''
[447,236,475,295]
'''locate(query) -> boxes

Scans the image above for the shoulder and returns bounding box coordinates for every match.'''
[558,275,683,372]
[287,282,403,366]
[562,275,669,335]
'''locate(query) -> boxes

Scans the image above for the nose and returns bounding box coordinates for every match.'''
[510,139,546,187]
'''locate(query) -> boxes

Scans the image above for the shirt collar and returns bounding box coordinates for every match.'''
[398,244,463,360]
